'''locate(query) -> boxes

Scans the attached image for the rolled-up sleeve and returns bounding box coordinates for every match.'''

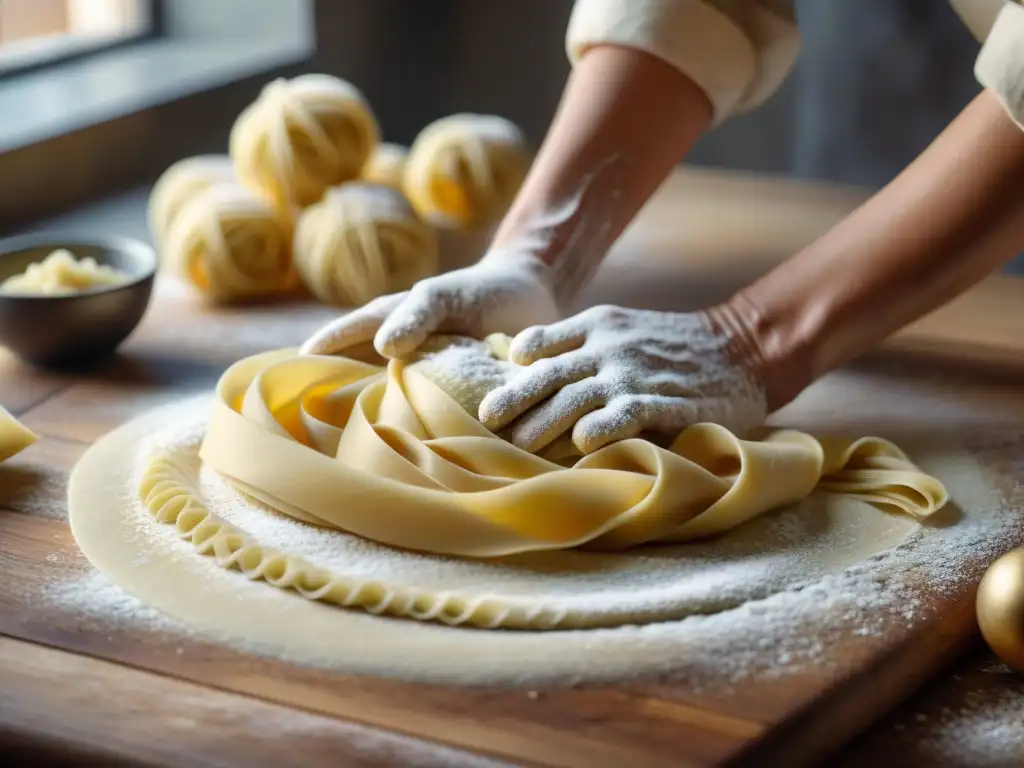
[565,0,801,126]
[974,2,1024,130]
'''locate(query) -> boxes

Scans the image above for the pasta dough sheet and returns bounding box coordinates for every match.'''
[73,335,954,630]
[68,396,996,683]
[195,343,947,560]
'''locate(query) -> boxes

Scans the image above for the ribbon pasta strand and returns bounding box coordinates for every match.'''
[193,347,948,558]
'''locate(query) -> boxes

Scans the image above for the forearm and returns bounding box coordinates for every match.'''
[715,89,1024,409]
[491,44,713,304]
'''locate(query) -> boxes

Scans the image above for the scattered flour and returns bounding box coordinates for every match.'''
[856,661,1024,768]
[42,396,1024,693]
[918,684,1024,766]
[46,568,187,636]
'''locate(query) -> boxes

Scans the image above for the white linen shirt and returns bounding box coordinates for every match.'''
[566,0,1024,130]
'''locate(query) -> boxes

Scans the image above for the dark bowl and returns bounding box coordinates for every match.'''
[0,232,157,368]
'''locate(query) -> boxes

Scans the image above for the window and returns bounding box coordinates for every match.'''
[0,0,314,229]
[0,0,154,76]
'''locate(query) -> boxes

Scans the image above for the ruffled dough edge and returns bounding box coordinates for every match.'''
[138,446,578,630]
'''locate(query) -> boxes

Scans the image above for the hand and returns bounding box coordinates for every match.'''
[299,250,561,359]
[478,305,767,454]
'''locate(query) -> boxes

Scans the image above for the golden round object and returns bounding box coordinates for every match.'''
[976,546,1024,671]
[229,74,379,211]
[403,113,530,230]
[292,182,439,307]
[163,181,296,303]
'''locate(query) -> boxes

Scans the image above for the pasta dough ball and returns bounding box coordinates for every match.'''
[148,155,235,251]
[404,114,530,229]
[230,74,379,210]
[164,182,295,303]
[293,183,439,307]
[361,142,408,188]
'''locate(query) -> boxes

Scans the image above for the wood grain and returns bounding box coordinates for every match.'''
[0,436,85,519]
[0,631,501,768]
[0,347,74,416]
[2,168,1024,767]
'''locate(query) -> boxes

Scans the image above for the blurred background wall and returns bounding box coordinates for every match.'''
[311,0,1024,272]
[2,0,1018,269]
[312,0,983,190]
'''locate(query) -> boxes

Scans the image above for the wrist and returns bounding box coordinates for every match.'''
[477,244,566,308]
[479,244,551,277]
[486,201,608,309]
[702,292,821,413]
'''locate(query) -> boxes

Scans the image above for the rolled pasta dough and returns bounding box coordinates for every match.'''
[65,337,955,640]
[404,114,530,229]
[163,182,296,303]
[292,183,439,307]
[148,155,235,251]
[230,74,379,210]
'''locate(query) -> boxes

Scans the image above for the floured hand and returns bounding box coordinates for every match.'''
[300,250,560,359]
[478,305,767,454]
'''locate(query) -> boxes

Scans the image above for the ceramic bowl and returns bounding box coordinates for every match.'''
[0,232,157,368]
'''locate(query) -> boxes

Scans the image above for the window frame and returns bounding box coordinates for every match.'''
[0,0,316,232]
[0,0,163,80]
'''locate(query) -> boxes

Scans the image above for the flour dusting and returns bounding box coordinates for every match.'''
[851,660,1024,767]
[45,394,1024,692]
[481,306,767,453]
[917,680,1024,766]
[46,568,188,636]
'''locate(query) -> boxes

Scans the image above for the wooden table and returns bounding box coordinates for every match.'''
[1,168,1023,767]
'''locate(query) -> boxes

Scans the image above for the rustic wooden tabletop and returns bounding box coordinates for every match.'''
[1,168,1022,767]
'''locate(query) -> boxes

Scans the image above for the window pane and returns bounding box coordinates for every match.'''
[0,0,151,73]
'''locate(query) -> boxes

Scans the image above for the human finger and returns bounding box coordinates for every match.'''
[374,284,449,359]
[478,351,597,431]
[572,395,698,454]
[299,293,404,356]
[507,311,597,365]
[506,377,608,453]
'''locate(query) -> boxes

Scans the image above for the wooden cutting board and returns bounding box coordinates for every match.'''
[2,168,1024,767]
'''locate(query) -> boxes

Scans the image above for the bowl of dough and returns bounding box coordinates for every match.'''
[0,232,157,367]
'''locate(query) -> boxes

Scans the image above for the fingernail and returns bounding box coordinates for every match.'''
[477,398,505,427]
[508,339,534,365]
[377,336,417,360]
[374,331,401,357]
[477,403,499,426]
[574,435,598,455]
